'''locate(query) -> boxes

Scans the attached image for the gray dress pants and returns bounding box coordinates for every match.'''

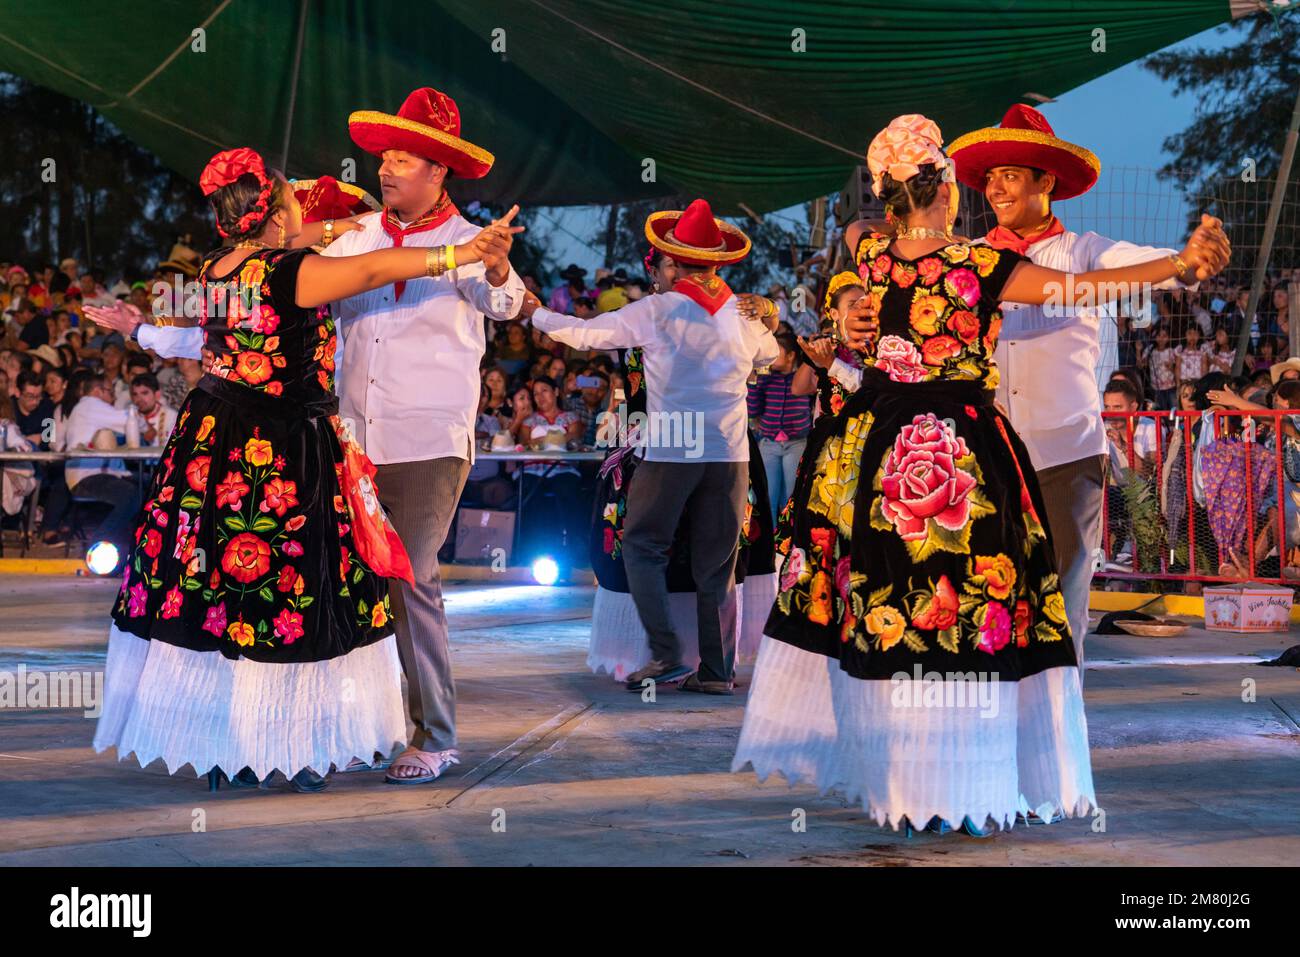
[375,456,471,752]
[621,459,748,682]
[1035,454,1106,679]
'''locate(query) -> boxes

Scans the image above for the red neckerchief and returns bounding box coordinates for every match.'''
[672,273,732,315]
[985,215,1065,255]
[380,193,459,300]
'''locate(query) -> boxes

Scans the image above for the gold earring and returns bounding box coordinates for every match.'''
[277,220,286,248]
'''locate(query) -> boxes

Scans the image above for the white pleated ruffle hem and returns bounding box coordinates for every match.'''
[732,635,1095,831]
[93,624,407,780]
[587,574,775,680]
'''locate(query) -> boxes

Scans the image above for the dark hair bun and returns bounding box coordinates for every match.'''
[879,163,943,216]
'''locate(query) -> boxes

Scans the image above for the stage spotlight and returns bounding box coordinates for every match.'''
[85,541,122,576]
[531,556,560,586]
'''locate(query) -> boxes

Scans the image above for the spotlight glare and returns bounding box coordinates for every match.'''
[85,541,121,576]
[532,556,560,586]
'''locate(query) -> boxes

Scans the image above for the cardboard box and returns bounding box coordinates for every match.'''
[1203,583,1294,633]
[454,508,514,564]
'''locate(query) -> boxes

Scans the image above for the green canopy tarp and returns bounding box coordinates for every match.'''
[0,0,1251,212]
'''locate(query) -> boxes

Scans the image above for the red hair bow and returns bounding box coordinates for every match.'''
[200,147,275,238]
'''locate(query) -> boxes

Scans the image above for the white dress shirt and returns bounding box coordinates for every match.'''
[137,212,526,466]
[532,291,778,463]
[63,395,129,487]
[323,210,524,464]
[988,228,1187,472]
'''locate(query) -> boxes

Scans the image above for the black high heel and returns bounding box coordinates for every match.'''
[228,767,261,788]
[290,768,329,793]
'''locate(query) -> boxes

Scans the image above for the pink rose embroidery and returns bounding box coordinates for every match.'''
[879,413,977,541]
[873,336,928,384]
[978,602,1012,654]
[944,268,980,308]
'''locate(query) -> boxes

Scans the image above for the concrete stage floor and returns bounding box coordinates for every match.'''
[1,574,1298,866]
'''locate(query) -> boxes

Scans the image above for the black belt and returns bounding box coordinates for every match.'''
[858,366,995,406]
[197,373,339,420]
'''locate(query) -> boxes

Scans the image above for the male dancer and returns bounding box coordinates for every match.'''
[860,104,1227,674]
[108,87,526,783]
[519,200,779,694]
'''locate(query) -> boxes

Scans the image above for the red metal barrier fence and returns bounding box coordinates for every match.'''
[1099,409,1300,587]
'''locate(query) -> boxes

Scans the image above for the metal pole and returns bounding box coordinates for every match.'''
[1234,81,1300,375]
[1290,282,1300,359]
[279,0,309,173]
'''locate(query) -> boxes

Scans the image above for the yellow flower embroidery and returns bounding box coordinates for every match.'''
[865,605,906,651]
[808,412,873,537]
[908,293,948,336]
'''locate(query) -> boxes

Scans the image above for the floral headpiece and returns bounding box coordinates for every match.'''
[823,271,864,315]
[199,147,275,238]
[866,114,955,199]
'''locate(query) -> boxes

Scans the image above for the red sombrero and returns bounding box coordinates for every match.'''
[348,87,494,179]
[292,176,380,223]
[644,199,751,267]
[948,104,1100,201]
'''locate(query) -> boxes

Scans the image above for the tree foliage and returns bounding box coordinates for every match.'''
[0,73,213,277]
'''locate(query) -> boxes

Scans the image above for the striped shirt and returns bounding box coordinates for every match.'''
[747,371,812,441]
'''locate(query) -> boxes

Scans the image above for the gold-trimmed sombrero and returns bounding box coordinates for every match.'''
[349,87,494,179]
[948,104,1100,201]
[291,176,380,223]
[644,199,751,267]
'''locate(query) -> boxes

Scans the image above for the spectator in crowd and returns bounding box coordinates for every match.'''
[1102,377,1159,568]
[747,332,814,521]
[1272,282,1290,345]
[124,372,177,447]
[12,370,53,448]
[481,367,512,420]
[548,264,590,314]
[11,299,47,352]
[505,384,535,438]
[565,367,609,447]
[42,370,140,550]
[494,320,532,377]
[43,365,68,409]
[1175,324,1210,388]
[49,258,78,297]
[1254,337,1278,374]
[514,376,584,565]
[1144,324,1177,409]
[572,296,596,320]
[159,356,202,411]
[1224,286,1250,341]
[1208,325,1236,375]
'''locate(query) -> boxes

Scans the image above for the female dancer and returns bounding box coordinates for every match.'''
[585,247,778,680]
[90,147,517,792]
[733,115,1228,835]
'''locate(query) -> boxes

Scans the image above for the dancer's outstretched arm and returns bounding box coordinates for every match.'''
[84,303,204,359]
[518,292,659,351]
[296,206,523,308]
[1000,214,1230,307]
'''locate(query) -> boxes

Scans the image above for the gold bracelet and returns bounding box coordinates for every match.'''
[425,248,444,278]
[444,244,457,272]
[322,219,334,246]
[1169,253,1191,282]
